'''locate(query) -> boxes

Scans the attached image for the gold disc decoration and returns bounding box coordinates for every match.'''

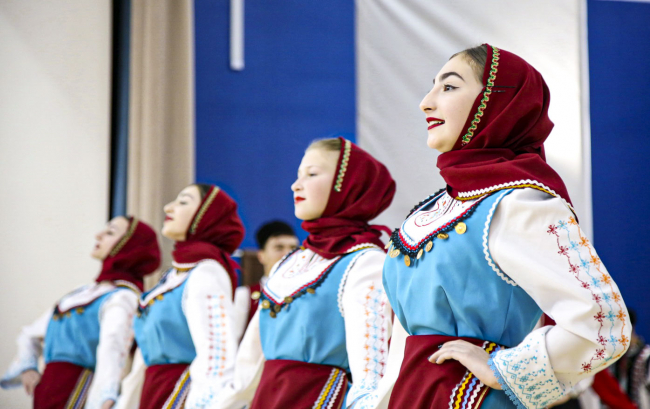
[385,240,393,250]
[284,296,293,304]
[455,222,467,235]
[273,304,282,313]
[390,249,400,258]
[270,311,277,318]
[426,241,433,252]
[437,233,449,240]
[261,300,271,309]
[417,248,424,259]
[307,288,316,294]
[251,291,261,300]
[404,255,411,267]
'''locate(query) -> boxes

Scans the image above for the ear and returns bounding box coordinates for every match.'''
[257,250,266,265]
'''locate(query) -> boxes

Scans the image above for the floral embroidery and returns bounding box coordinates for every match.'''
[547,218,628,372]
[206,294,227,378]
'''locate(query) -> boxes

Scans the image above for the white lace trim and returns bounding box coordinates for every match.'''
[346,243,381,253]
[458,179,575,214]
[337,248,375,318]
[482,190,518,286]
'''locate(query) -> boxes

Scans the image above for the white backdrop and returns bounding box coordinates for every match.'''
[0,1,111,407]
[356,0,592,239]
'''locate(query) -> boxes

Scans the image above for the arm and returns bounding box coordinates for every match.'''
[113,348,146,409]
[1,308,52,390]
[487,188,632,409]
[85,289,139,409]
[231,286,251,343]
[340,250,392,409]
[183,261,240,409]
[216,309,265,409]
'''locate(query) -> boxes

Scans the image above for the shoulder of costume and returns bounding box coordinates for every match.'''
[345,243,383,254]
[113,280,142,297]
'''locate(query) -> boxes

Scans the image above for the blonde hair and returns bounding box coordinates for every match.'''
[306,137,341,153]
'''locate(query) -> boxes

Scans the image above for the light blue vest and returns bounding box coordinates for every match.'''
[44,290,121,369]
[134,270,196,366]
[259,250,373,372]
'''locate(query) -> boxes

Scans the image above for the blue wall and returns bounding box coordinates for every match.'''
[194,2,356,248]
[588,0,650,340]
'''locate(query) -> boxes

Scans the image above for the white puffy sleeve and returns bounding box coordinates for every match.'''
[232,286,251,343]
[113,348,146,409]
[0,308,52,388]
[487,188,632,409]
[216,309,265,409]
[339,249,392,409]
[85,288,139,409]
[182,261,239,409]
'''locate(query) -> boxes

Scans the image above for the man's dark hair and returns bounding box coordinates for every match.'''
[256,220,296,249]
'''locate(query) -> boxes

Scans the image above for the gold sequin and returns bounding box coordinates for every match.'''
[390,249,400,258]
[156,294,164,301]
[426,241,433,252]
[284,296,293,304]
[404,255,411,267]
[53,315,59,321]
[270,311,277,318]
[455,222,467,235]
[75,308,84,314]
[251,291,261,300]
[385,240,393,250]
[437,233,449,240]
[307,288,316,294]
[273,305,282,313]
[417,249,423,259]
[65,312,71,318]
[261,300,271,309]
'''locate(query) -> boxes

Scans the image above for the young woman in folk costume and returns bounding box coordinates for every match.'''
[0,216,160,409]
[217,137,396,409]
[115,184,244,409]
[375,45,631,409]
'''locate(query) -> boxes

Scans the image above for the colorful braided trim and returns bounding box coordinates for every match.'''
[461,46,500,146]
[312,367,346,409]
[448,342,499,409]
[162,367,191,409]
[190,187,219,235]
[333,139,351,192]
[109,218,139,257]
[64,368,93,409]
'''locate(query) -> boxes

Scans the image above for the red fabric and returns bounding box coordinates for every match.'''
[437,44,573,206]
[250,359,348,409]
[140,364,190,409]
[302,137,396,259]
[592,370,638,409]
[172,186,244,297]
[388,335,493,409]
[96,217,161,291]
[34,362,89,409]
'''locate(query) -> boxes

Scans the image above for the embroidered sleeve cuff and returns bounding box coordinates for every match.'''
[488,328,565,409]
[0,358,39,389]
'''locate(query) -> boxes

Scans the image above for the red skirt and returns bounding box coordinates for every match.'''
[34,361,93,409]
[140,364,191,409]
[388,335,498,409]
[250,359,348,409]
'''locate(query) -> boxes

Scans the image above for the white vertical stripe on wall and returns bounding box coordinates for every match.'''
[0,2,111,408]
[356,0,592,239]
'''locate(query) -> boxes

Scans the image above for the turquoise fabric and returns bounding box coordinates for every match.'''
[43,290,118,369]
[134,271,195,366]
[259,251,364,371]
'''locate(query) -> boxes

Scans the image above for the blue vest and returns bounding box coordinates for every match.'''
[44,290,120,369]
[134,270,196,366]
[259,249,374,371]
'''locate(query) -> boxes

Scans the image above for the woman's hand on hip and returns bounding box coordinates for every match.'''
[20,369,41,396]
[428,340,502,390]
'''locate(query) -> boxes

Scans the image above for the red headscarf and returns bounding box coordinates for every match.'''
[96,217,161,292]
[172,186,245,296]
[301,137,396,259]
[437,44,573,206]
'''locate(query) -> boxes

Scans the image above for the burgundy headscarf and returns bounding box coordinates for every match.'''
[172,186,245,296]
[437,44,573,206]
[96,217,161,292]
[301,137,396,259]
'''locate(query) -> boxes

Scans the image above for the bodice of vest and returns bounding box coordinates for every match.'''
[44,285,118,368]
[259,249,368,371]
[383,189,542,347]
[134,269,195,366]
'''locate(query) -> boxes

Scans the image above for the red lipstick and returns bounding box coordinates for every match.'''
[426,117,445,130]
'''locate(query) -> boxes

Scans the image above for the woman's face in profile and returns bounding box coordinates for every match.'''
[419,55,484,153]
[162,185,202,241]
[291,148,339,221]
[92,216,129,260]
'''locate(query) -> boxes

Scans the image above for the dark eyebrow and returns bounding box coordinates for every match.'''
[432,71,465,85]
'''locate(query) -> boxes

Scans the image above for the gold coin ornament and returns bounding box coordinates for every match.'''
[417,248,424,259]
[455,222,467,235]
[251,291,261,300]
[273,304,282,313]
[270,311,277,318]
[437,233,449,240]
[261,300,271,309]
[284,296,294,304]
[385,240,393,250]
[404,255,411,267]
[390,249,400,258]
[76,308,84,314]
[307,288,316,294]
[426,241,433,252]
[156,294,164,301]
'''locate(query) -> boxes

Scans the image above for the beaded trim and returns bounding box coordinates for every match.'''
[189,187,219,235]
[109,218,139,257]
[461,46,500,146]
[333,139,352,193]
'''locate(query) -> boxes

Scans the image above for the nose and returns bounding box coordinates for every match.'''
[163,202,173,213]
[95,231,103,241]
[291,178,301,193]
[419,87,436,113]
